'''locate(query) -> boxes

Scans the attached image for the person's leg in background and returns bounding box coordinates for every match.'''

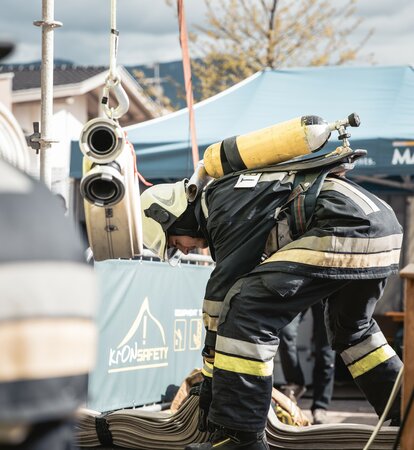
[325,278,403,423]
[278,312,307,403]
[310,301,336,424]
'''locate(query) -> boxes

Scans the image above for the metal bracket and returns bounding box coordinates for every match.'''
[26,122,41,154]
[26,122,59,154]
[33,20,63,29]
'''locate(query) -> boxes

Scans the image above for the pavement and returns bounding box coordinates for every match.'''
[297,383,379,426]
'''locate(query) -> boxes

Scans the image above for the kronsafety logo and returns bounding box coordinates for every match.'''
[108,297,169,373]
[391,141,414,165]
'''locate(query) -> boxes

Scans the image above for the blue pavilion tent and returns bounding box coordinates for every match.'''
[70,65,414,189]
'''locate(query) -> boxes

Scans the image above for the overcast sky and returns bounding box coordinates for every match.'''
[0,0,413,68]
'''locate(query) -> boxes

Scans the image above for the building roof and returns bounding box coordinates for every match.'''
[0,63,164,124]
[0,64,107,91]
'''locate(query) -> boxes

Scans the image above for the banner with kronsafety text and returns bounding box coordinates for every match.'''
[88,259,212,412]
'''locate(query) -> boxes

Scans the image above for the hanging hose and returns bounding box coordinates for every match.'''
[101,0,129,120]
[79,0,143,260]
[108,0,118,82]
[362,365,404,450]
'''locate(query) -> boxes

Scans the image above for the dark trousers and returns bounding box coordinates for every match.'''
[278,301,336,411]
[209,270,403,432]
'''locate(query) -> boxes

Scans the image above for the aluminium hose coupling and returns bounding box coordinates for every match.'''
[79,117,125,164]
[80,163,125,207]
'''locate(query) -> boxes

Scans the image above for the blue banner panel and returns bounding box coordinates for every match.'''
[88,260,212,412]
[331,139,414,176]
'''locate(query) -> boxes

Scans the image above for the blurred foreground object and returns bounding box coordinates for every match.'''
[0,159,98,449]
[0,41,14,60]
[0,102,30,172]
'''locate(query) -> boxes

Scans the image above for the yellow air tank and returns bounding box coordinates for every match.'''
[203,115,332,178]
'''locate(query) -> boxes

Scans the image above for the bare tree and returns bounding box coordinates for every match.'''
[190,0,373,99]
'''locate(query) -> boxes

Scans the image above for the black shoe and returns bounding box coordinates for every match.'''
[390,416,400,427]
[185,427,269,449]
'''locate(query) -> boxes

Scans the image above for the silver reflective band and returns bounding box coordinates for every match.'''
[203,313,219,331]
[280,233,402,254]
[201,190,209,219]
[341,332,388,365]
[0,262,97,321]
[322,178,380,215]
[203,299,223,317]
[216,335,278,362]
[258,172,293,183]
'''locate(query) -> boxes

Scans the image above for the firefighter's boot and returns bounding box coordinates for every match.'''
[185,427,269,449]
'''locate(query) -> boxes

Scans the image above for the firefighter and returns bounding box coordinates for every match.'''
[141,158,403,450]
[0,159,98,449]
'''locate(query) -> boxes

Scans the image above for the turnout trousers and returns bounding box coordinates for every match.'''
[209,269,403,432]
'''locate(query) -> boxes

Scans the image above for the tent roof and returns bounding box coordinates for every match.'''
[71,66,414,183]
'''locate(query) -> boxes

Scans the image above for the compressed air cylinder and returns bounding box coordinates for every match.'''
[203,116,332,178]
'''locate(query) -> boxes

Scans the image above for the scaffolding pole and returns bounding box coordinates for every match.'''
[33,0,62,188]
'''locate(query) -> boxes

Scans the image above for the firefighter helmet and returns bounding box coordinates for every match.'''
[140,180,188,260]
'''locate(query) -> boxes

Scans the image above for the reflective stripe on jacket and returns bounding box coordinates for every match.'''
[258,176,403,279]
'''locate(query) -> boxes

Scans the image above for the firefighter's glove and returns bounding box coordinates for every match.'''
[198,376,214,432]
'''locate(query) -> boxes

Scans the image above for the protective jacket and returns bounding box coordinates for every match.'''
[193,155,403,432]
[195,166,403,352]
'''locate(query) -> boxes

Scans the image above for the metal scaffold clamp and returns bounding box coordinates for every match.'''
[33,19,63,29]
[26,121,59,154]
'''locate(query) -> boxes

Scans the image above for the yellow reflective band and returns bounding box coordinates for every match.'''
[213,438,232,447]
[214,352,273,377]
[203,313,219,331]
[348,345,396,379]
[262,248,401,269]
[202,361,214,378]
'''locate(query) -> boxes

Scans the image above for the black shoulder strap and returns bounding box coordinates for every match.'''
[289,168,332,239]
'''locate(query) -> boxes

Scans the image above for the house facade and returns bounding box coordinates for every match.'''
[0,63,162,206]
